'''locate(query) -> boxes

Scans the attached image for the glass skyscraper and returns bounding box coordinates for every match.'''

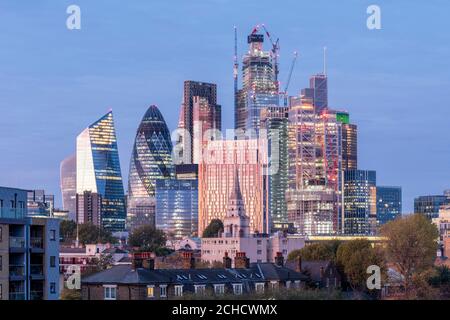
[60,154,77,220]
[235,32,279,135]
[155,179,198,239]
[343,170,377,235]
[76,111,126,232]
[376,186,402,225]
[260,106,289,232]
[414,193,450,219]
[127,105,175,230]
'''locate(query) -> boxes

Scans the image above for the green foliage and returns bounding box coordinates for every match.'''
[60,288,81,300]
[91,253,115,271]
[128,224,167,253]
[336,239,385,292]
[78,223,116,245]
[202,219,224,238]
[381,214,439,295]
[287,241,341,262]
[60,220,77,242]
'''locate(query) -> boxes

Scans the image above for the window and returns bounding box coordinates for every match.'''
[214,284,225,295]
[294,280,301,289]
[174,285,183,297]
[270,281,278,290]
[50,230,56,241]
[147,285,154,298]
[50,256,56,268]
[286,281,291,289]
[50,282,56,294]
[104,285,117,300]
[0,255,2,272]
[194,285,206,295]
[255,283,265,293]
[160,285,167,298]
[232,284,243,295]
[257,250,262,255]
[0,226,2,242]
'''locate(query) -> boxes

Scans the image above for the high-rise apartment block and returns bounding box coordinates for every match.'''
[0,187,60,300]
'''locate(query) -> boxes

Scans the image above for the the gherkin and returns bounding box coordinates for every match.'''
[127,105,175,230]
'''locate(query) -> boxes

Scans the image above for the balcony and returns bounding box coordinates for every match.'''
[30,264,44,276]
[30,237,43,249]
[9,292,26,300]
[9,265,25,277]
[9,237,26,249]
[0,208,26,219]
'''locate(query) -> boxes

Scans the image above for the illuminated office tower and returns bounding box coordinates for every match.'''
[235,30,279,135]
[343,170,377,235]
[301,74,328,113]
[260,106,289,232]
[76,111,126,232]
[286,98,339,235]
[336,111,357,171]
[376,186,402,225]
[198,139,269,235]
[176,81,220,164]
[127,105,175,230]
[155,179,198,239]
[60,154,77,220]
[414,192,450,219]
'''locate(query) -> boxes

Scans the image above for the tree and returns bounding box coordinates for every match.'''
[336,239,385,293]
[78,223,116,246]
[381,214,439,297]
[287,241,341,262]
[128,225,167,253]
[202,219,224,238]
[91,253,115,271]
[60,220,77,242]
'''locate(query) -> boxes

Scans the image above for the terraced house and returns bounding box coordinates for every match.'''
[81,251,308,300]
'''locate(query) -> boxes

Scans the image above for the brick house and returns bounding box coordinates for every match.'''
[81,251,309,300]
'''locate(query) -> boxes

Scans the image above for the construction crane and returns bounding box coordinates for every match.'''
[261,24,280,86]
[281,51,298,107]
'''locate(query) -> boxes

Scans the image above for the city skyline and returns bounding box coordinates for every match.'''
[1,1,450,213]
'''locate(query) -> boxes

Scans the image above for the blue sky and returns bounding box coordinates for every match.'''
[0,0,449,212]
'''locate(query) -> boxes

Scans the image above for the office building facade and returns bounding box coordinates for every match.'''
[343,170,377,235]
[414,193,450,220]
[376,186,402,225]
[127,105,175,230]
[76,111,126,232]
[60,154,77,220]
[155,179,198,239]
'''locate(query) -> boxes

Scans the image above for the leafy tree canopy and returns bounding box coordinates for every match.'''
[202,219,224,238]
[128,224,167,253]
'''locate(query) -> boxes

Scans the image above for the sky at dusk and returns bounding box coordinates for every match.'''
[0,0,449,212]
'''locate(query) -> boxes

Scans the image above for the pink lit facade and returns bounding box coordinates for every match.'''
[198,139,269,236]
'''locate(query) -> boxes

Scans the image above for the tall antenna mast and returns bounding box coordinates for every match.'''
[323,46,327,75]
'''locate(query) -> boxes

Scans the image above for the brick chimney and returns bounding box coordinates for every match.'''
[143,258,155,270]
[296,256,302,273]
[235,252,250,269]
[132,252,153,270]
[182,251,195,269]
[223,252,232,269]
[275,252,284,267]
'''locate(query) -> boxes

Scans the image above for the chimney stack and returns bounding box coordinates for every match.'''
[235,252,250,269]
[182,251,195,269]
[132,252,153,270]
[296,256,302,273]
[223,252,232,269]
[143,258,155,270]
[275,252,284,267]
